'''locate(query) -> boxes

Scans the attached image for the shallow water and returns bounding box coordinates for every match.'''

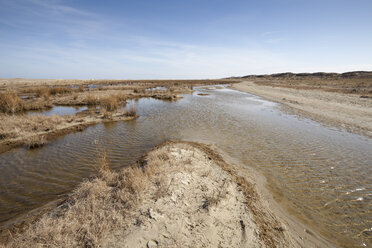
[145,86,168,91]
[0,86,371,247]
[27,106,88,116]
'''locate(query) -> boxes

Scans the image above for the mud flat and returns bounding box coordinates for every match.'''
[1,141,333,247]
[233,81,372,137]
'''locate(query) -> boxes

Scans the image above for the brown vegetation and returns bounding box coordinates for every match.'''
[35,87,51,100]
[0,91,52,114]
[0,115,64,139]
[0,92,23,114]
[50,86,72,95]
[124,107,137,117]
[24,135,47,149]
[100,95,119,112]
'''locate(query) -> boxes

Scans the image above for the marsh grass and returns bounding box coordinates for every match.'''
[0,115,65,140]
[86,94,98,105]
[24,135,47,149]
[35,87,51,100]
[100,95,118,112]
[50,87,72,95]
[0,92,23,114]
[124,106,137,117]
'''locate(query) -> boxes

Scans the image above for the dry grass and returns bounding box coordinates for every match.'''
[24,135,47,149]
[50,87,72,95]
[22,100,52,111]
[100,95,118,112]
[0,115,65,140]
[86,94,98,105]
[0,92,23,114]
[35,87,51,100]
[124,107,137,117]
[0,91,52,113]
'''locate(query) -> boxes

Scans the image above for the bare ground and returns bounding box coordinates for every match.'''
[1,141,333,247]
[233,81,372,137]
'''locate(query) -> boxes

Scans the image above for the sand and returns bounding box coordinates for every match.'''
[2,141,334,247]
[233,81,372,137]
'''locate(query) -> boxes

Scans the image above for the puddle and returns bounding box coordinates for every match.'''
[27,106,88,116]
[145,86,168,91]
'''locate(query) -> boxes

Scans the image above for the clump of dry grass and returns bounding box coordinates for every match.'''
[100,95,118,112]
[35,87,51,100]
[50,87,72,95]
[24,135,47,149]
[86,94,98,105]
[115,92,127,102]
[102,111,113,119]
[124,106,137,117]
[0,92,23,114]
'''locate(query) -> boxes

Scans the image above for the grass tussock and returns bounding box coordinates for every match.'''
[24,135,47,149]
[0,92,23,114]
[124,106,137,117]
[100,95,118,112]
[86,94,98,105]
[35,87,51,100]
[50,87,72,95]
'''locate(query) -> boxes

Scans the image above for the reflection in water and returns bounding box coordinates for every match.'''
[0,86,371,247]
[145,86,168,91]
[27,106,88,116]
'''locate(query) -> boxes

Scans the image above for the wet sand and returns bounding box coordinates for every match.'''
[1,141,333,247]
[233,81,372,137]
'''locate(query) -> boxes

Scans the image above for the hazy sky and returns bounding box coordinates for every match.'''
[0,0,371,79]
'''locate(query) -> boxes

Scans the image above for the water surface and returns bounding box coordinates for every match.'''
[0,86,371,247]
[27,106,88,116]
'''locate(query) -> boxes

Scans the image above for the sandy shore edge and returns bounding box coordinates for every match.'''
[232,81,372,138]
[1,141,333,247]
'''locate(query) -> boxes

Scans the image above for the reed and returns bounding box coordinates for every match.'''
[125,106,137,117]
[86,94,98,105]
[35,87,50,100]
[24,135,47,149]
[0,92,23,114]
[50,87,72,95]
[100,95,118,112]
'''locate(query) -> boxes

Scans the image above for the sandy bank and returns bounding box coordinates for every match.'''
[1,141,332,247]
[233,81,372,137]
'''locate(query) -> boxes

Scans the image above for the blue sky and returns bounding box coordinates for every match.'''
[0,0,371,79]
